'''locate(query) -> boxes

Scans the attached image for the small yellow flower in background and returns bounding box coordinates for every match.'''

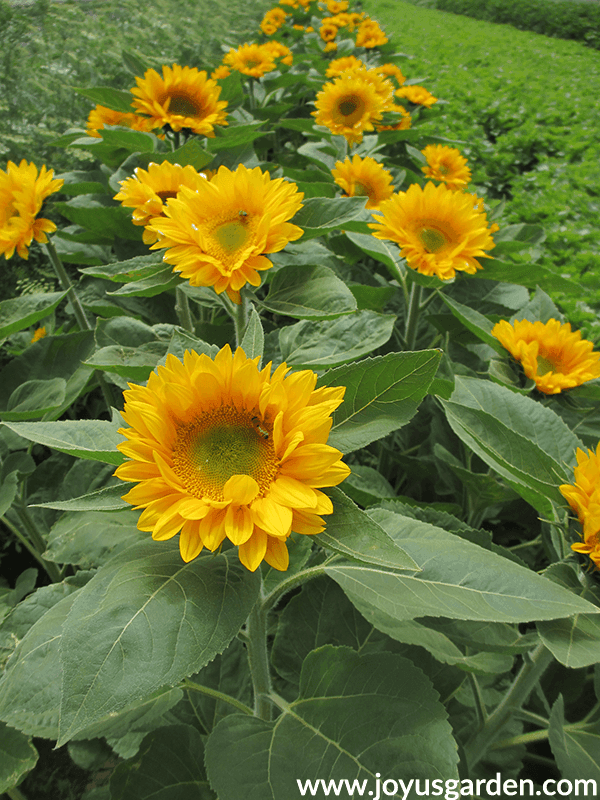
[260,7,287,35]
[114,161,208,245]
[86,104,156,138]
[375,104,412,132]
[131,64,228,137]
[355,18,388,48]
[0,160,64,260]
[324,41,338,52]
[560,444,600,569]
[374,63,406,88]
[263,40,294,66]
[491,319,600,395]
[396,85,438,108]
[369,182,498,281]
[421,144,471,191]
[313,72,387,145]
[320,22,338,42]
[326,0,349,12]
[146,164,304,304]
[211,65,231,80]
[223,43,277,78]
[332,154,395,210]
[115,345,350,572]
[325,55,365,78]
[31,326,47,343]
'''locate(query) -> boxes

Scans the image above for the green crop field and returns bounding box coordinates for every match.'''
[367,0,600,337]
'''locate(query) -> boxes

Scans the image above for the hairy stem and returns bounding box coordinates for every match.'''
[183,678,253,716]
[246,589,273,721]
[404,282,422,351]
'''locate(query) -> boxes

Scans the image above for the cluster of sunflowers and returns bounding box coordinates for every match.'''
[1,0,600,575]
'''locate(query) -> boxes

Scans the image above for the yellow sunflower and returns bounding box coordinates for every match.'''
[355,19,388,48]
[223,43,277,78]
[332,154,395,210]
[369,181,498,281]
[325,55,365,78]
[0,160,64,260]
[146,164,304,304]
[211,65,231,80]
[374,63,406,88]
[326,0,349,11]
[320,22,338,42]
[491,319,600,395]
[115,345,350,571]
[260,7,288,34]
[131,64,228,137]
[396,85,437,108]
[421,144,471,191]
[324,41,338,52]
[560,444,600,569]
[86,104,156,138]
[312,72,387,145]
[375,103,412,132]
[114,161,208,244]
[263,40,294,66]
[31,326,47,343]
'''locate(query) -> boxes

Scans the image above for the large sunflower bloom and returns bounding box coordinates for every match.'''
[312,72,387,145]
[131,64,228,137]
[421,144,471,191]
[560,444,600,569]
[491,319,600,395]
[115,345,350,571]
[146,164,304,304]
[369,182,498,281]
[332,154,395,210]
[86,104,156,138]
[0,160,64,260]
[223,43,277,78]
[114,161,208,244]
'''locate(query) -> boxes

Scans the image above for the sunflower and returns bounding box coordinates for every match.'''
[146,164,304,304]
[374,63,406,88]
[86,104,156,138]
[263,40,294,66]
[326,0,349,11]
[560,444,600,569]
[131,64,228,137]
[211,65,231,80]
[369,181,498,281]
[320,21,338,42]
[115,345,350,571]
[0,160,64,260]
[332,154,395,210]
[114,161,208,244]
[312,72,387,145]
[375,103,412,132]
[324,41,338,52]
[421,144,471,191]
[491,319,600,395]
[223,43,277,78]
[355,18,388,48]
[396,85,437,108]
[325,55,365,78]
[31,326,48,343]
[260,7,287,34]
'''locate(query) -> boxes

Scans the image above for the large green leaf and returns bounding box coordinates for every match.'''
[2,417,124,465]
[538,614,600,668]
[205,645,458,799]
[548,696,600,786]
[53,196,142,241]
[240,306,264,362]
[79,254,164,283]
[0,721,38,794]
[2,378,66,422]
[441,376,583,516]
[85,342,169,380]
[110,724,215,799]
[279,311,395,368]
[261,265,357,319]
[73,86,136,113]
[440,294,506,354]
[314,488,418,571]
[319,350,441,453]
[44,509,143,568]
[291,196,368,239]
[472,259,578,293]
[57,542,260,745]
[33,483,130,512]
[326,508,600,624]
[0,291,68,338]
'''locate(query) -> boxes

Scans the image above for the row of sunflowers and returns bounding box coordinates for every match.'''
[1,0,600,796]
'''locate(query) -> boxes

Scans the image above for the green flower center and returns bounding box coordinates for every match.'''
[214,217,250,254]
[536,354,559,375]
[167,92,202,117]
[419,226,448,253]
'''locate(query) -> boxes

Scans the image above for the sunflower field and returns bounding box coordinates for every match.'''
[1,1,600,799]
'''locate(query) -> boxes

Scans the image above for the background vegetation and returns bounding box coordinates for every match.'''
[367,0,600,338]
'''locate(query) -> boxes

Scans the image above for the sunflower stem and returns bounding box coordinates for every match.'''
[182,678,253,716]
[463,642,554,770]
[45,239,91,332]
[13,504,61,583]
[245,587,273,721]
[404,282,422,350]
[175,286,194,333]
[233,290,250,348]
[6,787,29,800]
[261,563,329,615]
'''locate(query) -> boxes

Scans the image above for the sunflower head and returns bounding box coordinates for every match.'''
[560,444,600,570]
[146,164,304,304]
[131,64,228,137]
[223,43,277,78]
[0,160,64,260]
[115,345,350,571]
[86,104,156,138]
[492,318,600,395]
[312,72,387,145]
[369,181,498,281]
[421,144,471,191]
[396,84,437,108]
[355,18,388,48]
[332,154,395,210]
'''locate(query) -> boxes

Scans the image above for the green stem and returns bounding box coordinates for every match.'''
[404,282,422,351]
[45,239,91,332]
[514,708,550,727]
[1,515,58,581]
[245,590,273,721]
[233,290,250,348]
[467,671,488,727]
[491,727,550,750]
[6,787,29,800]
[13,506,61,583]
[261,564,328,616]
[175,286,194,333]
[182,679,253,716]
[464,642,554,769]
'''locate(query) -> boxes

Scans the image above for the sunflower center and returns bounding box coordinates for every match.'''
[536,354,561,375]
[339,97,360,117]
[353,181,372,198]
[214,218,250,254]
[156,190,178,201]
[167,92,202,117]
[419,225,449,253]
[171,406,279,501]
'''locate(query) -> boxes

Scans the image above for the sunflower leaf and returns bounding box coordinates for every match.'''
[0,722,38,793]
[261,264,357,319]
[0,291,68,338]
[240,306,264,362]
[548,696,600,785]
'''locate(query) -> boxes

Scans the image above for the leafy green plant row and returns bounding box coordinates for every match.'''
[435,0,600,48]
[367,0,600,338]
